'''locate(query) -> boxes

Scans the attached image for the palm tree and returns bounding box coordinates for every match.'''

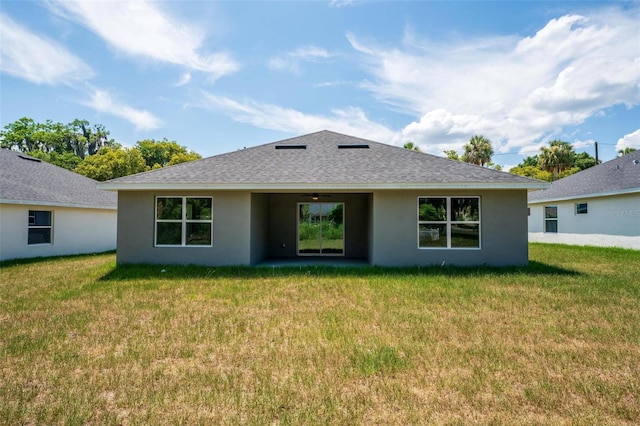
[403,141,421,152]
[461,135,494,166]
[537,140,575,180]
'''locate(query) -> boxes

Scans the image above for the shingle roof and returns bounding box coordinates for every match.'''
[101,131,545,190]
[528,150,640,202]
[0,149,117,209]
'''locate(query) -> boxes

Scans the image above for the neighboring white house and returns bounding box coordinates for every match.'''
[0,149,118,261]
[528,150,640,250]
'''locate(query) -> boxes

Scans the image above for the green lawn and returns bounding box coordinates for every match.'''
[1,244,639,424]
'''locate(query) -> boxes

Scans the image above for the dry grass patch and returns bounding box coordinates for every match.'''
[1,244,639,424]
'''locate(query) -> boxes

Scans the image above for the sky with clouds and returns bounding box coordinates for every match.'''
[1,0,638,168]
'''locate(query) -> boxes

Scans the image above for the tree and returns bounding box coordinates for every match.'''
[574,151,597,171]
[75,146,147,181]
[511,144,595,181]
[168,151,203,166]
[403,141,421,152]
[67,119,115,158]
[2,117,202,179]
[27,150,83,171]
[509,165,553,181]
[461,135,494,166]
[1,117,49,152]
[487,162,502,171]
[0,117,114,158]
[443,150,459,160]
[516,155,539,168]
[537,140,575,180]
[136,138,202,168]
[618,147,637,156]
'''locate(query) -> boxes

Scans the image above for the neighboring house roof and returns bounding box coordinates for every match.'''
[100,130,547,191]
[0,149,117,209]
[528,150,640,203]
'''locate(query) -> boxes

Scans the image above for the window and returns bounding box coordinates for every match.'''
[28,210,52,244]
[575,203,588,215]
[418,197,480,249]
[155,197,212,246]
[544,206,558,233]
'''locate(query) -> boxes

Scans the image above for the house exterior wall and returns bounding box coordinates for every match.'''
[116,189,530,267]
[250,193,269,264]
[370,189,529,267]
[528,193,640,249]
[0,203,116,261]
[116,191,251,265]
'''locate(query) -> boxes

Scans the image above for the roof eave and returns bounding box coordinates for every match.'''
[97,181,549,191]
[528,187,640,204]
[0,198,117,210]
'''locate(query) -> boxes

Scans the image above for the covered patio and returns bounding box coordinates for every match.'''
[249,192,372,265]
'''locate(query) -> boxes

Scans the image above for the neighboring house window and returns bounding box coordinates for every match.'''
[28,210,52,244]
[544,206,558,233]
[575,203,588,215]
[418,197,480,249]
[155,197,212,246]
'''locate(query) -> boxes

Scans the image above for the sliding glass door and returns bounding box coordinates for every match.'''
[297,203,344,255]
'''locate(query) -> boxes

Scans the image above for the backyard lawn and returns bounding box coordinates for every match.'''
[1,244,639,424]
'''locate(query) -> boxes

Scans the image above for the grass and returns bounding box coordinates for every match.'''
[1,244,639,424]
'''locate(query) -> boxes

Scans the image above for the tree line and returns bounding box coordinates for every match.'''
[509,140,597,181]
[0,117,201,181]
[405,135,638,181]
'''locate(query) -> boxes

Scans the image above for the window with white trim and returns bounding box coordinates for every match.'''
[155,197,212,246]
[28,210,52,245]
[575,203,588,215]
[418,197,480,249]
[544,206,558,233]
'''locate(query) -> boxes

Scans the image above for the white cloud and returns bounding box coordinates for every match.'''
[0,13,93,85]
[197,92,396,143]
[83,89,161,131]
[176,72,192,87]
[47,0,239,79]
[570,139,595,151]
[0,13,162,132]
[347,9,640,156]
[616,129,640,152]
[269,46,333,73]
[329,0,359,8]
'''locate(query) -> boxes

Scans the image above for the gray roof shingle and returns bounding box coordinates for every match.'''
[0,149,117,208]
[101,131,545,190]
[528,150,640,202]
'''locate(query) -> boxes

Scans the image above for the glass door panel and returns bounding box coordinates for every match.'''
[320,203,343,254]
[298,203,344,256]
[298,204,321,254]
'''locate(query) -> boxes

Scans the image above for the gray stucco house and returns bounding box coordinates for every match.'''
[528,150,640,250]
[0,149,117,261]
[99,131,547,267]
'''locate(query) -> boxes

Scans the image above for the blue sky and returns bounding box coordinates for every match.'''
[1,1,639,169]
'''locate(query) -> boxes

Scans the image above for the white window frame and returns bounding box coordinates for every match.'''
[544,206,558,233]
[417,196,481,250]
[575,202,588,215]
[28,210,53,245]
[155,196,213,247]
